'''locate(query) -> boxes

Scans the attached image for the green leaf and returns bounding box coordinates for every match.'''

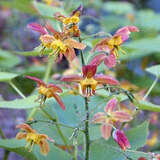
[90,121,149,148]
[125,36,160,53]
[90,122,149,160]
[138,100,160,112]
[146,64,160,77]
[0,0,35,14]
[136,10,160,30]
[126,121,149,149]
[89,139,150,160]
[0,72,18,82]
[0,49,21,68]
[103,2,134,15]
[33,142,72,160]
[0,139,37,160]
[0,138,72,160]
[15,46,52,57]
[33,1,65,18]
[0,95,39,109]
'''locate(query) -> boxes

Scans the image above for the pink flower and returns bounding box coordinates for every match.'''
[91,26,139,67]
[61,65,119,97]
[112,129,131,150]
[89,51,116,68]
[92,98,132,140]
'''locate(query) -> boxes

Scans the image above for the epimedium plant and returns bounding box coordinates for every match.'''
[0,3,160,160]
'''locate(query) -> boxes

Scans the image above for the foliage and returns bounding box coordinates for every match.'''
[0,0,160,160]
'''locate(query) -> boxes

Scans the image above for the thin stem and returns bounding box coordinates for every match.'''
[43,56,55,83]
[3,151,9,160]
[84,98,89,160]
[39,107,56,122]
[39,106,72,153]
[0,128,6,139]
[9,81,26,99]
[0,128,10,160]
[143,76,159,100]
[26,119,84,131]
[79,36,90,160]
[79,37,85,66]
[73,139,78,160]
[27,108,38,121]
[81,32,112,41]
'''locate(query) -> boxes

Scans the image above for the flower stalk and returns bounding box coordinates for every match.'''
[43,55,55,83]
[84,97,90,160]
[143,76,159,100]
[0,128,10,160]
[9,81,26,99]
[39,106,72,154]
[79,36,90,160]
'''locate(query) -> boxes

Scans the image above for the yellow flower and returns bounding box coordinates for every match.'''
[16,123,51,155]
[147,132,158,147]
[107,35,125,57]
[40,34,55,48]
[51,39,67,53]
[70,16,80,23]
[43,0,52,5]
[63,16,80,25]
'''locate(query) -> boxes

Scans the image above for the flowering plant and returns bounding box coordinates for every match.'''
[0,1,160,160]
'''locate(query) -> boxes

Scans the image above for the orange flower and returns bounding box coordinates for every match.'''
[26,76,66,110]
[54,5,83,37]
[28,23,85,62]
[16,123,52,155]
[61,65,119,97]
[92,98,132,140]
[54,5,83,25]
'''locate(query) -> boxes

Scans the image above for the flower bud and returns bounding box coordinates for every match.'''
[112,129,130,150]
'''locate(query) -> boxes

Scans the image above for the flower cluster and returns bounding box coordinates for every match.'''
[92,98,132,149]
[28,5,85,62]
[15,5,140,157]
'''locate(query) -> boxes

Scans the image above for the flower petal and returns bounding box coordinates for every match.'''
[92,112,106,123]
[104,52,116,68]
[26,76,46,87]
[104,98,118,113]
[39,139,50,155]
[116,26,139,35]
[82,65,97,78]
[112,111,132,122]
[92,38,110,53]
[16,123,36,133]
[94,75,119,85]
[47,84,63,93]
[112,129,131,150]
[101,123,112,140]
[45,22,62,39]
[116,26,139,42]
[61,75,83,82]
[27,23,48,35]
[52,93,66,110]
[89,54,106,66]
[64,47,76,62]
[16,132,27,139]
[64,38,86,50]
[70,4,83,16]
